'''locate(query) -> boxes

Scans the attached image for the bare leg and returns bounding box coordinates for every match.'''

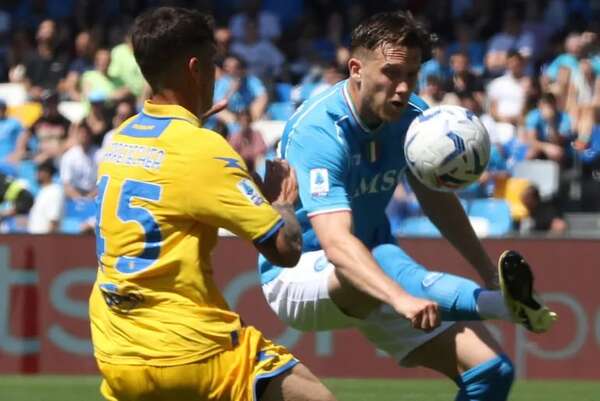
[403,321,502,376]
[261,363,338,401]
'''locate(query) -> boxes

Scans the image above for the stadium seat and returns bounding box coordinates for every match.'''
[512,160,559,201]
[64,198,96,220]
[7,102,43,128]
[495,177,530,221]
[395,216,441,237]
[60,216,83,234]
[564,213,600,237]
[267,101,295,121]
[274,82,293,102]
[468,199,512,237]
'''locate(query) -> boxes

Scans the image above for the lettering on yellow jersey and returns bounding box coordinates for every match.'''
[103,141,165,169]
[131,123,155,131]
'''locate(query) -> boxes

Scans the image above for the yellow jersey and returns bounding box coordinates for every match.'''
[89,101,282,366]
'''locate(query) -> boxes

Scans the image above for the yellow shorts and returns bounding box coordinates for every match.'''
[97,326,298,401]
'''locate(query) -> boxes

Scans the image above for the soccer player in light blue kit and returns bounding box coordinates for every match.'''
[258,11,557,401]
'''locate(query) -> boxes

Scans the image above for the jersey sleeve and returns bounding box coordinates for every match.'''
[184,134,282,243]
[285,124,351,217]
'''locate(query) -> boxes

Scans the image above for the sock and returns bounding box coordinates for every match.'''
[372,244,483,321]
[475,290,512,320]
[454,354,515,401]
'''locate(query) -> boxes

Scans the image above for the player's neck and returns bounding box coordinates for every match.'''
[347,80,383,130]
[150,90,202,119]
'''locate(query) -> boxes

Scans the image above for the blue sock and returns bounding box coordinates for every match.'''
[372,244,483,321]
[454,354,515,401]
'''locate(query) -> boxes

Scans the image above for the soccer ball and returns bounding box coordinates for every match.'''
[404,105,491,192]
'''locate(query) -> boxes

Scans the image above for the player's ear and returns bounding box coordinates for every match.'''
[348,57,362,83]
[188,57,201,84]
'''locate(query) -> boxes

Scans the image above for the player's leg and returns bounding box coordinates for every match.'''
[371,244,556,332]
[402,321,514,401]
[261,250,365,332]
[261,363,337,401]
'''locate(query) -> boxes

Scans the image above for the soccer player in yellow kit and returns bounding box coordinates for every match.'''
[89,7,337,401]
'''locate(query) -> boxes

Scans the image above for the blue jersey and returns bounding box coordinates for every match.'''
[259,80,428,284]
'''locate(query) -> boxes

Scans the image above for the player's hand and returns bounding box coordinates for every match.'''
[200,99,228,120]
[259,159,298,205]
[395,296,440,332]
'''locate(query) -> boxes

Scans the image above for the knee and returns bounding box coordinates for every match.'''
[457,355,515,401]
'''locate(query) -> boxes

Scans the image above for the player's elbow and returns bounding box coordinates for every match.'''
[256,228,302,267]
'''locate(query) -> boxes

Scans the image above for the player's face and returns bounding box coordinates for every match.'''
[360,45,421,123]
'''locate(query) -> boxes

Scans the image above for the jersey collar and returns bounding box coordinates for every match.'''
[142,101,201,127]
[342,80,375,135]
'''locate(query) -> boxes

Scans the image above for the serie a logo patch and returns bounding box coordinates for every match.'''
[237,179,265,206]
[310,168,329,197]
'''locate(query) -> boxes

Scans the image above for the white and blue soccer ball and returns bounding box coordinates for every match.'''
[404,105,491,192]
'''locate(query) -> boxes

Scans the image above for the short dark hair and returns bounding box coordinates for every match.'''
[350,11,434,59]
[539,92,557,105]
[37,159,56,176]
[506,49,523,60]
[131,7,214,90]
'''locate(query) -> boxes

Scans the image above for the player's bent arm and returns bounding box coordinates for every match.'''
[255,201,302,267]
[407,171,497,287]
[310,210,416,312]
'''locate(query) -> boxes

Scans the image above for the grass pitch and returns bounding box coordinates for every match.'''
[1,376,599,401]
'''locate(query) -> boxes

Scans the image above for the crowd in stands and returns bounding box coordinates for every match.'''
[0,0,599,237]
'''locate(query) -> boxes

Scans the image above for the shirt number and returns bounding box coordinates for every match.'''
[96,175,163,274]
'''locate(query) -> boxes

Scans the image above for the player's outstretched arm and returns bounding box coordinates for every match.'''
[310,210,440,331]
[255,160,302,267]
[407,171,498,288]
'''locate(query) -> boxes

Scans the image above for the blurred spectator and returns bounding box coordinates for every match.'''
[447,21,485,74]
[544,33,584,84]
[214,26,233,60]
[0,99,23,162]
[7,28,33,83]
[59,121,99,201]
[228,109,267,174]
[575,111,600,211]
[0,11,11,81]
[485,8,535,76]
[27,159,63,234]
[229,0,281,42]
[418,40,451,92]
[13,91,72,164]
[520,184,567,235]
[81,48,131,103]
[420,75,449,107]
[444,52,485,108]
[100,98,137,156]
[23,19,68,100]
[0,171,34,232]
[524,92,573,164]
[108,34,146,99]
[231,18,285,79]
[213,54,268,127]
[292,62,345,104]
[487,50,528,127]
[60,30,97,101]
[84,94,111,146]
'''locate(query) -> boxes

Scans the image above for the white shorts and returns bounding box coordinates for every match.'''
[261,250,454,363]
